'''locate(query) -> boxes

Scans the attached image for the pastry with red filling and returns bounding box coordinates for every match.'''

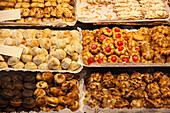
[115,39,126,48]
[102,43,114,56]
[119,55,129,63]
[82,35,94,46]
[94,53,107,64]
[82,51,95,65]
[130,53,140,63]
[108,55,119,63]
[112,27,122,33]
[115,46,126,56]
[102,37,114,44]
[98,34,108,43]
[100,27,112,37]
[89,42,101,54]
[113,32,122,40]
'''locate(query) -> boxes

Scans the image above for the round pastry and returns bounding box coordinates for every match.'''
[115,39,126,48]
[42,72,54,83]
[23,97,36,108]
[113,32,122,40]
[30,47,42,56]
[25,62,38,70]
[54,105,65,111]
[130,53,140,63]
[12,74,23,82]
[0,97,9,107]
[54,73,66,84]
[0,75,11,82]
[38,63,50,70]
[36,73,42,81]
[65,74,74,80]
[18,44,30,55]
[142,49,154,60]
[94,53,107,64]
[3,38,16,46]
[47,97,59,107]
[13,61,25,69]
[13,89,22,98]
[10,98,22,107]
[112,27,121,33]
[72,43,82,54]
[68,61,81,71]
[67,92,80,101]
[108,55,119,63]
[102,43,114,55]
[61,81,74,91]
[141,57,153,63]
[20,54,32,63]
[50,49,66,60]
[22,90,34,98]
[36,96,48,107]
[24,83,36,90]
[89,42,101,54]
[24,75,35,83]
[39,38,51,50]
[64,44,74,56]
[36,81,48,89]
[1,81,14,89]
[115,46,127,56]
[1,89,13,99]
[33,54,46,66]
[7,57,20,66]
[26,39,39,47]
[34,88,46,97]
[58,96,72,105]
[0,29,12,39]
[0,61,8,69]
[68,101,79,111]
[48,57,60,70]
[101,27,112,36]
[119,55,129,63]
[82,35,94,46]
[71,53,79,61]
[12,30,23,39]
[69,84,79,93]
[15,38,26,46]
[13,82,23,90]
[82,51,94,65]
[102,37,114,44]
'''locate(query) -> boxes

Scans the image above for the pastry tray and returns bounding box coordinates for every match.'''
[77,0,170,23]
[0,1,77,27]
[78,28,170,67]
[81,67,170,113]
[0,29,83,74]
[0,70,84,113]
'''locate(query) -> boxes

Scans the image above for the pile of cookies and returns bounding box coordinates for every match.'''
[82,25,170,65]
[34,72,80,111]
[84,72,170,108]
[0,0,75,23]
[0,29,82,71]
[0,74,39,112]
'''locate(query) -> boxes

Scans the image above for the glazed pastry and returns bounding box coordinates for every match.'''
[36,81,48,89]
[61,58,72,69]
[25,62,38,70]
[0,75,11,82]
[54,73,66,84]
[22,90,34,97]
[102,43,114,55]
[13,82,23,90]
[48,87,65,96]
[36,73,42,81]
[24,82,36,90]
[24,75,35,83]
[113,32,123,40]
[47,97,59,107]
[23,97,36,108]
[108,55,119,63]
[115,39,126,48]
[36,96,48,107]
[10,98,22,107]
[34,88,46,97]
[89,42,101,54]
[102,37,114,44]
[67,92,80,101]
[13,90,22,98]
[68,61,81,71]
[1,89,13,99]
[48,57,60,70]
[1,81,13,89]
[61,81,74,90]
[94,53,107,63]
[13,61,25,69]
[42,72,54,83]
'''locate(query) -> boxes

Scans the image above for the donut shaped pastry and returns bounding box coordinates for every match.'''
[89,42,101,54]
[102,43,114,56]
[108,55,119,63]
[130,53,140,63]
[115,46,126,56]
[119,55,129,63]
[94,53,107,64]
[100,27,112,37]
[82,51,95,65]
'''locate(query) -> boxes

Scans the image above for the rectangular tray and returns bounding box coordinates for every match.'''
[77,0,170,23]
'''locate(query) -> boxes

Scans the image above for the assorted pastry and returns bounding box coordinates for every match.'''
[0,73,40,112]
[84,71,170,109]
[80,0,168,20]
[82,25,170,65]
[34,72,80,112]
[0,0,76,23]
[0,29,82,71]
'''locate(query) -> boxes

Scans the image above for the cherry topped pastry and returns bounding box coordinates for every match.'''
[113,32,122,40]
[112,27,121,33]
[101,27,112,36]
[102,43,114,56]
[98,35,108,43]
[115,46,126,56]
[94,53,107,64]
[89,42,101,54]
[130,53,140,63]
[115,39,126,48]
[119,55,129,63]
[108,55,119,63]
[82,51,95,65]
[102,37,114,44]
